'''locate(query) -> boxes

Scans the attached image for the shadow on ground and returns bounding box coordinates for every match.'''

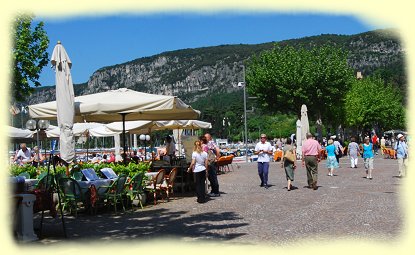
[31,207,248,244]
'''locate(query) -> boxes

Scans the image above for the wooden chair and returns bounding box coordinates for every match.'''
[273,150,283,162]
[161,168,177,201]
[383,148,390,159]
[225,155,234,172]
[216,157,227,173]
[145,169,165,205]
[389,149,396,159]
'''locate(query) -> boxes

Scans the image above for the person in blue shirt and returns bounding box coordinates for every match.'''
[362,137,374,179]
[394,134,408,177]
[325,139,339,176]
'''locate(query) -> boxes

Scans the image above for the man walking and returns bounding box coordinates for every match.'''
[302,133,321,190]
[205,133,221,197]
[255,134,273,189]
[394,134,408,177]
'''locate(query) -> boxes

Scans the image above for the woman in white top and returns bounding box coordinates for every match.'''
[187,140,208,203]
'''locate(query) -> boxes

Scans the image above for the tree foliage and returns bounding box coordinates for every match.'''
[245,44,355,127]
[344,75,406,130]
[12,14,49,102]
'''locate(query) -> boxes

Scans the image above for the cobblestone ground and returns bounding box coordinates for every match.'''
[31,155,404,246]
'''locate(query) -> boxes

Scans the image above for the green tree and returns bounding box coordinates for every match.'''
[12,14,49,102]
[245,44,355,127]
[344,75,406,131]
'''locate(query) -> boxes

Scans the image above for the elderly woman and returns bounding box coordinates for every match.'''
[31,146,44,167]
[347,137,360,168]
[325,139,339,176]
[281,137,296,191]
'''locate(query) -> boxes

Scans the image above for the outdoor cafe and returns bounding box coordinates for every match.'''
[10,85,215,240]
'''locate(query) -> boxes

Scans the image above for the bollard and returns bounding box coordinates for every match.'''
[15,194,38,242]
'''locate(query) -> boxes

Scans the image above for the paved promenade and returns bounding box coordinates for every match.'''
[31,155,404,246]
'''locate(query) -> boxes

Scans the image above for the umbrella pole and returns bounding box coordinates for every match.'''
[121,113,128,165]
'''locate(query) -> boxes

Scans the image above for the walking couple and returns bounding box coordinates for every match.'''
[187,133,221,203]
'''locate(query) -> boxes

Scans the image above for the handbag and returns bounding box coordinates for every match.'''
[207,150,216,164]
[284,149,296,163]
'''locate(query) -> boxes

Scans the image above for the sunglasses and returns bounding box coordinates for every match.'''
[261,137,266,139]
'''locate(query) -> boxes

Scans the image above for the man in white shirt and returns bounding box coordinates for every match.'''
[254,134,273,189]
[14,143,32,165]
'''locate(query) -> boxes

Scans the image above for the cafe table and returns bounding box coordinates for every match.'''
[77,179,113,195]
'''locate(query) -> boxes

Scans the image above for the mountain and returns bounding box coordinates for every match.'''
[26,28,405,105]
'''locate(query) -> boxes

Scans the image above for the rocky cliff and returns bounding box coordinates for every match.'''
[27,28,405,105]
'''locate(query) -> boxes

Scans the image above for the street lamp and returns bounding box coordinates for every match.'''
[139,134,151,161]
[26,119,50,165]
[238,65,248,163]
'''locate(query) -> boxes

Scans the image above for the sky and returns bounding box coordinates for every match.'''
[35,13,381,87]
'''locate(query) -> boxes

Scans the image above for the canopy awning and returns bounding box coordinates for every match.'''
[28,88,200,122]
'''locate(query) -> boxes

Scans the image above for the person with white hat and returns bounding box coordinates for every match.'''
[394,134,408,177]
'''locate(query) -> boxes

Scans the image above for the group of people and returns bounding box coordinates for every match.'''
[12,143,45,167]
[254,132,409,192]
[187,133,221,203]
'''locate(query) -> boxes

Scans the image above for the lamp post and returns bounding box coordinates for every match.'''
[26,119,50,165]
[139,134,151,161]
[238,65,248,163]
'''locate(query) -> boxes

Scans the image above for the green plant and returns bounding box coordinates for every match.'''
[10,164,38,178]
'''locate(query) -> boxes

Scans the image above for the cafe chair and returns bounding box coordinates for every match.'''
[161,167,177,201]
[72,171,84,181]
[37,172,47,180]
[58,177,84,217]
[35,174,55,191]
[97,174,128,213]
[18,172,30,179]
[145,169,165,205]
[125,172,145,210]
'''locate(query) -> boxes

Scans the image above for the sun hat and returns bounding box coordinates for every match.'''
[397,134,403,139]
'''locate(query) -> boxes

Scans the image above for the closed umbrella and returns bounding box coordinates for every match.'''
[52,41,75,167]
[300,104,310,142]
[296,119,302,159]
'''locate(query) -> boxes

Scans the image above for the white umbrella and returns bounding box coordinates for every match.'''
[154,120,212,157]
[105,120,154,134]
[52,41,75,164]
[88,126,121,137]
[300,104,310,142]
[45,122,104,138]
[154,120,212,130]
[28,88,200,158]
[28,88,200,122]
[8,126,34,139]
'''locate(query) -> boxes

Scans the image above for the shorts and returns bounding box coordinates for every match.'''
[364,158,374,170]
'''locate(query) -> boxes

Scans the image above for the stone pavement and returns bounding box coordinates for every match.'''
[29,155,404,246]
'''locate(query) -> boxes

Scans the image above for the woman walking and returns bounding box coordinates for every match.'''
[362,137,374,179]
[187,140,208,203]
[325,139,339,176]
[281,137,296,191]
[347,137,360,168]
